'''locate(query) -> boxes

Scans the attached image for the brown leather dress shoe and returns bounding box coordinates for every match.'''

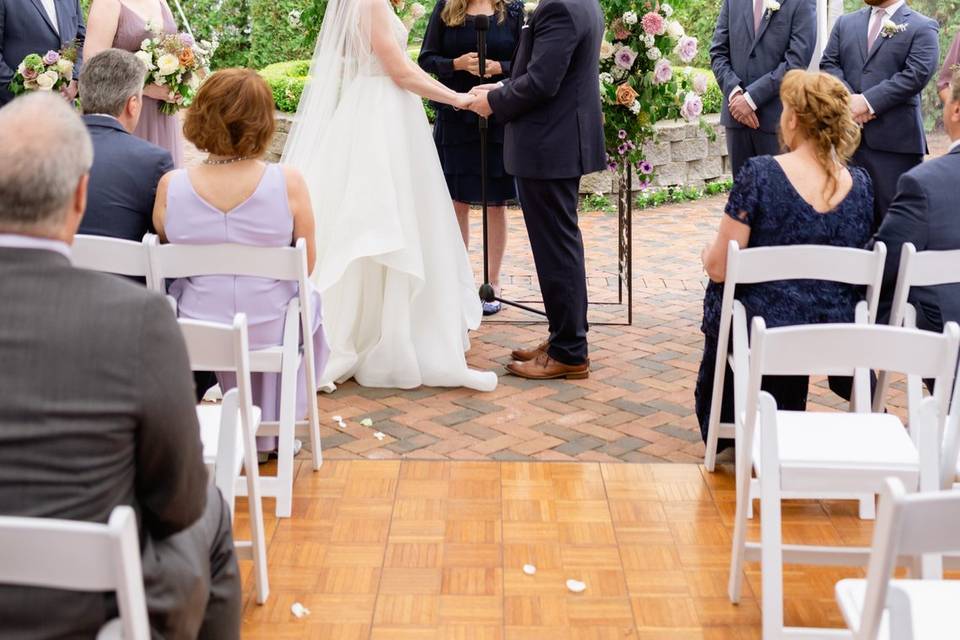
[511,340,549,362]
[506,352,589,380]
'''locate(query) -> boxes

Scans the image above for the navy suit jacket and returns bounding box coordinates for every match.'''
[0,0,85,104]
[710,0,816,134]
[80,115,173,242]
[872,146,960,331]
[820,5,938,156]
[487,0,605,180]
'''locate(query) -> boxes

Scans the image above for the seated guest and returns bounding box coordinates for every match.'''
[153,68,330,461]
[695,70,873,448]
[940,30,960,105]
[874,73,960,332]
[78,48,172,241]
[0,93,240,638]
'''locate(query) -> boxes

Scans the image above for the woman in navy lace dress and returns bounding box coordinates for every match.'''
[419,0,523,315]
[695,71,874,448]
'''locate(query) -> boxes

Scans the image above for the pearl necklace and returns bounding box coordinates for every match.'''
[203,156,250,166]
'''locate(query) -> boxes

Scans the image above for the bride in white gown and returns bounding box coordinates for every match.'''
[282,0,498,392]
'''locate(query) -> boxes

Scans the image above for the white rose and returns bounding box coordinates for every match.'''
[646,47,661,61]
[667,20,685,38]
[599,72,613,84]
[55,59,74,77]
[134,50,154,70]
[35,70,57,91]
[765,0,780,11]
[661,3,673,17]
[599,40,615,59]
[410,2,425,19]
[16,62,25,75]
[622,11,638,25]
[644,34,656,48]
[156,53,180,76]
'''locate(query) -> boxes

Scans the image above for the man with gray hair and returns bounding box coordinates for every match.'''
[78,48,173,241]
[0,93,240,639]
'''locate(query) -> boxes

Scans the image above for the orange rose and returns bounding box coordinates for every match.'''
[178,48,195,67]
[615,83,638,107]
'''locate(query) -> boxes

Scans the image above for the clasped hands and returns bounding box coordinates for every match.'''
[849,94,876,125]
[455,83,498,118]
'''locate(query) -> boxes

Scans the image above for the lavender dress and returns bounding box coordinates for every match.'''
[165,163,330,450]
[113,0,184,167]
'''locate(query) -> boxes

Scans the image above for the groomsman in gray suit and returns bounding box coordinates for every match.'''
[0,0,85,104]
[711,0,817,177]
[0,93,240,640]
[820,0,939,228]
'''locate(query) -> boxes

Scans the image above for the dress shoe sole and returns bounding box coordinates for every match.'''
[506,364,590,380]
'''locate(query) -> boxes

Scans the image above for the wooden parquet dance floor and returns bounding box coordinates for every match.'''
[238,460,873,638]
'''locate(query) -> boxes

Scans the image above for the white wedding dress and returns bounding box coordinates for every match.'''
[282,0,497,392]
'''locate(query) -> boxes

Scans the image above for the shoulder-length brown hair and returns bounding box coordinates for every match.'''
[183,68,276,158]
[441,0,507,27]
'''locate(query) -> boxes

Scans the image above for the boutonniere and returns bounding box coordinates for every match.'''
[881,19,908,38]
[523,1,538,24]
[764,0,781,20]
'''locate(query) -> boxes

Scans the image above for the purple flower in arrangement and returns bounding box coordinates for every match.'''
[618,129,627,140]
[42,50,60,65]
[626,141,636,151]
[179,32,195,47]
[22,67,39,80]
[693,73,709,96]
[680,91,703,122]
[617,144,628,155]
[652,58,672,85]
[641,11,665,36]
[640,178,652,190]
[676,36,698,64]
[614,47,637,70]
[638,160,654,175]
[608,161,619,172]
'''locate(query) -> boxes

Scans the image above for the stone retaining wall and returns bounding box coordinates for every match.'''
[267,111,730,193]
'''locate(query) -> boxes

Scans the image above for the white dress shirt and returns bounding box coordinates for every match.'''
[949,138,960,154]
[867,0,906,39]
[40,0,59,33]
[0,234,71,259]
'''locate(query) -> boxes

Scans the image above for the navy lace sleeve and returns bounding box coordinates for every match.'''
[723,157,762,227]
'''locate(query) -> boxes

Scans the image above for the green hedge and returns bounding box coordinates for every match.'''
[249,0,315,69]
[260,59,310,112]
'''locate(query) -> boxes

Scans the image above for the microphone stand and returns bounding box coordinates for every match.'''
[475,15,547,318]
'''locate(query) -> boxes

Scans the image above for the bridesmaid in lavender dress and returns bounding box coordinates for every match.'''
[84,0,184,166]
[153,70,330,456]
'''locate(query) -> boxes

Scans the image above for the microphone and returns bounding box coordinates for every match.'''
[475,14,489,79]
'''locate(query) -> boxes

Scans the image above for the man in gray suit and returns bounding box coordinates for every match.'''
[710,0,817,177]
[0,0,85,104]
[0,93,240,639]
[820,0,939,228]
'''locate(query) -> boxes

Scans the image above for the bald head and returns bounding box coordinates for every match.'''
[0,93,93,239]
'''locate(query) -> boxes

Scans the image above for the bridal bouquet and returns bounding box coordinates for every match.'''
[9,43,78,96]
[600,1,711,183]
[136,22,216,115]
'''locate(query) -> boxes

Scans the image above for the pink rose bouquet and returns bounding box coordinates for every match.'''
[137,23,216,115]
[9,42,78,97]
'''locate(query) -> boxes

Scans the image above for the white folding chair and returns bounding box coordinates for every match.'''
[72,234,156,280]
[836,477,960,640]
[178,314,269,604]
[704,241,887,473]
[728,321,960,639]
[149,238,322,519]
[0,506,149,640]
[874,244,960,413]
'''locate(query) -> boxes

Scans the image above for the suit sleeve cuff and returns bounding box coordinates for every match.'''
[742,92,757,111]
[728,86,743,101]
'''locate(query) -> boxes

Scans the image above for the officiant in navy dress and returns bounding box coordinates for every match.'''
[0,0,85,104]
[419,0,523,315]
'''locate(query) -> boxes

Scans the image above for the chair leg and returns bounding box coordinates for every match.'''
[704,359,727,473]
[244,459,270,604]
[760,463,785,639]
[275,363,297,519]
[728,441,751,604]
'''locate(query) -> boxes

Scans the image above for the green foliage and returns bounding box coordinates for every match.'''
[176,0,253,68]
[249,0,315,69]
[260,59,310,112]
[635,177,732,209]
[671,0,722,68]
[582,193,615,213]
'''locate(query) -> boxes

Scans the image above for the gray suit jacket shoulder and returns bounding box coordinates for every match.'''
[0,247,207,637]
[710,0,817,133]
[873,147,960,331]
[820,5,939,155]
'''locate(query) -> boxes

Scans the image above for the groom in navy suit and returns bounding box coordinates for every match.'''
[710,0,817,177]
[468,0,606,380]
[0,0,85,105]
[820,0,938,228]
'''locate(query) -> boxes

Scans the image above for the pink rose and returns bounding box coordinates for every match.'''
[652,58,672,85]
[641,12,665,36]
[693,73,709,95]
[681,92,703,122]
[42,50,60,65]
[22,67,39,80]
[676,36,698,64]
[614,47,637,70]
